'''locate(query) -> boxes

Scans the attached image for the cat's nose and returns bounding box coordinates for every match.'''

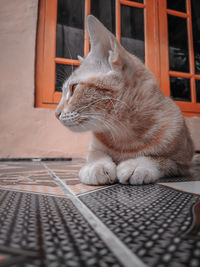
[55,111,61,120]
[55,102,64,120]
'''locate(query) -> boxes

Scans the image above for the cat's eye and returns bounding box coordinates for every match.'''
[70,83,78,95]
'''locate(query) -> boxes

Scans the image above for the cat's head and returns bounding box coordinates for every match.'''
[55,15,143,133]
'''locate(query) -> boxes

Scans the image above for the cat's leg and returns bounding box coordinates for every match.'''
[117,156,180,185]
[79,151,117,185]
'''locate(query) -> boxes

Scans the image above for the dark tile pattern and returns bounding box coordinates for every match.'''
[1,160,200,267]
[80,184,200,267]
[0,189,122,267]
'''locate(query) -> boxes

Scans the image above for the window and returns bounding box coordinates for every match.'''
[159,0,200,116]
[36,0,200,116]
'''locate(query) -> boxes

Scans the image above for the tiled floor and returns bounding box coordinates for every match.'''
[0,158,200,267]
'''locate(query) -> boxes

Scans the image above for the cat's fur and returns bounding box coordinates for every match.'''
[55,15,194,185]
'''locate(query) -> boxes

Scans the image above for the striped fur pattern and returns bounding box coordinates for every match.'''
[55,15,194,185]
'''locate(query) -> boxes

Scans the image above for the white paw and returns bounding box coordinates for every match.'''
[117,158,161,185]
[79,160,117,185]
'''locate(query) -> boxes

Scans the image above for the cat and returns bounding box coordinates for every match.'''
[55,15,194,185]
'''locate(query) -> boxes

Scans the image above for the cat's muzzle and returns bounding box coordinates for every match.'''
[59,111,80,126]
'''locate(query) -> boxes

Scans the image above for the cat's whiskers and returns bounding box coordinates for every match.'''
[92,110,127,133]
[80,113,116,141]
[56,73,65,80]
[98,119,116,142]
[77,97,114,113]
[55,67,72,91]
[81,112,124,142]
[105,96,130,110]
[79,122,87,131]
[76,96,129,115]
[55,70,68,82]
[56,66,67,77]
[102,97,117,114]
[82,109,127,134]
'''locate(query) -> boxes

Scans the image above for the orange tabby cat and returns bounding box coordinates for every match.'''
[55,15,194,185]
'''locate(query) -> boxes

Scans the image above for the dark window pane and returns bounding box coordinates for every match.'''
[91,0,115,34]
[56,0,84,59]
[191,0,200,74]
[55,64,78,92]
[121,6,145,62]
[196,80,200,103]
[168,15,189,72]
[167,0,186,13]
[170,77,191,101]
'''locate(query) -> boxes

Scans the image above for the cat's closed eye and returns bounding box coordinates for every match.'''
[70,83,78,96]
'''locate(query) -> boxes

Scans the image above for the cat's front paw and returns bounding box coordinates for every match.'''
[117,158,160,185]
[79,160,117,185]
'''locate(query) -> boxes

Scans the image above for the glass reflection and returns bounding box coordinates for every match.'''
[56,0,84,59]
[121,5,145,62]
[167,0,186,13]
[191,0,200,74]
[196,80,200,103]
[170,77,191,102]
[168,15,189,73]
[91,0,115,34]
[55,64,78,92]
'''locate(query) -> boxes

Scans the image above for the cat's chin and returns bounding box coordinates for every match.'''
[60,117,101,133]
[66,126,86,132]
[65,124,90,133]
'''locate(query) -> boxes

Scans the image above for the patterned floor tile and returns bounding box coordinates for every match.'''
[45,159,108,195]
[0,159,200,267]
[0,162,65,196]
[0,160,108,196]
[1,159,199,197]
[0,189,122,267]
[80,184,200,267]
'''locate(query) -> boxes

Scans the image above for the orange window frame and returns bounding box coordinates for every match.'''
[36,0,159,108]
[159,0,200,117]
[35,0,200,116]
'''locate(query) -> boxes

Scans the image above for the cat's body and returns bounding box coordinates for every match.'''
[55,15,194,185]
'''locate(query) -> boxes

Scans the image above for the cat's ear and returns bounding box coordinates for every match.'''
[87,15,111,56]
[108,35,124,71]
[87,15,129,72]
[108,33,133,73]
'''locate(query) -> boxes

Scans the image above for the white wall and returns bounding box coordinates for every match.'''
[0,0,90,158]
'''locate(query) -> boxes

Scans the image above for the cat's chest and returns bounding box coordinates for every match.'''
[92,133,142,163]
[108,150,136,164]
